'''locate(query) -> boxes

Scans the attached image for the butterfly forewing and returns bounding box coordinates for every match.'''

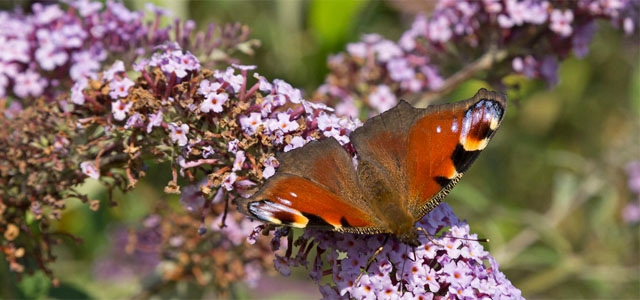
[406,89,506,219]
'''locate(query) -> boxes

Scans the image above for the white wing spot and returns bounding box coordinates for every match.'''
[451,118,458,133]
[290,192,298,198]
[436,126,441,133]
[276,196,292,206]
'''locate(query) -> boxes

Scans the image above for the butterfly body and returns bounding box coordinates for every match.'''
[238,89,506,247]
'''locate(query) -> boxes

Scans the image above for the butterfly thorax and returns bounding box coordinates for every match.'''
[358,159,417,245]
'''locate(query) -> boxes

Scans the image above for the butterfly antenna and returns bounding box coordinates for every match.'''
[355,235,389,286]
[440,235,490,243]
[417,227,490,244]
[416,227,443,247]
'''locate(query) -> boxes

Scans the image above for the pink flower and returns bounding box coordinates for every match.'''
[214,67,243,92]
[424,268,440,292]
[428,15,452,43]
[169,123,189,146]
[71,79,88,105]
[103,60,126,82]
[335,99,359,118]
[421,65,444,90]
[274,79,303,104]
[111,100,132,121]
[368,85,397,113]
[13,70,47,98]
[283,136,306,152]
[253,73,273,92]
[222,172,237,191]
[80,161,100,179]
[268,112,300,134]
[228,139,239,153]
[197,79,222,96]
[232,151,246,171]
[262,156,278,179]
[572,22,597,58]
[550,9,574,37]
[346,42,368,58]
[523,1,549,24]
[146,111,163,133]
[387,58,415,82]
[179,179,207,212]
[200,92,228,113]
[35,45,68,71]
[372,40,402,62]
[623,17,635,35]
[239,112,263,135]
[109,77,135,99]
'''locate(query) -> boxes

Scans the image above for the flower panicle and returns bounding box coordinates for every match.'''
[315,0,638,117]
[0,0,254,104]
[263,204,523,299]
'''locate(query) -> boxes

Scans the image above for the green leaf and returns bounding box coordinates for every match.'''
[309,0,367,49]
[18,271,51,300]
[48,282,93,300]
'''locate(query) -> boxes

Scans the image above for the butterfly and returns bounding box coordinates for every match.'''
[237,88,506,247]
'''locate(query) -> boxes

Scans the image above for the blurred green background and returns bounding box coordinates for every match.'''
[1,0,638,299]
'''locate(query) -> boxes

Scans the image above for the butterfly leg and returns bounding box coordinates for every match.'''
[355,234,390,286]
[416,227,443,247]
[219,191,230,228]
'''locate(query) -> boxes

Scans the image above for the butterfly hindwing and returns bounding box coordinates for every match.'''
[237,138,385,233]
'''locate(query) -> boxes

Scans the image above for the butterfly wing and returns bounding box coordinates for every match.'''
[237,138,386,233]
[350,88,506,222]
[406,89,506,219]
[349,101,417,231]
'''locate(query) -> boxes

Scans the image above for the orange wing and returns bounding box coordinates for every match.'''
[237,138,385,233]
[406,89,506,218]
[349,88,506,222]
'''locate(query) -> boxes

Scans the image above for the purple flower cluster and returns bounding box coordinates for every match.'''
[262,204,522,299]
[93,215,162,281]
[0,1,249,104]
[623,161,640,224]
[67,42,365,290]
[316,0,638,116]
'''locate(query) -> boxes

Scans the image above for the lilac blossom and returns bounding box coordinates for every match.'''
[268,112,300,134]
[169,123,190,146]
[550,9,574,37]
[215,67,244,93]
[109,77,135,99]
[146,111,163,133]
[80,161,100,179]
[111,100,132,121]
[0,0,245,103]
[200,92,228,113]
[314,0,638,114]
[93,217,161,281]
[261,204,523,299]
[180,180,207,212]
[239,112,263,135]
[368,85,397,114]
[12,71,47,99]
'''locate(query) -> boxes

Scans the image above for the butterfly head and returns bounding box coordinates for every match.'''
[397,228,420,248]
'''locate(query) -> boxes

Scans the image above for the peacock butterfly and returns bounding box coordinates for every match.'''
[237,88,506,247]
